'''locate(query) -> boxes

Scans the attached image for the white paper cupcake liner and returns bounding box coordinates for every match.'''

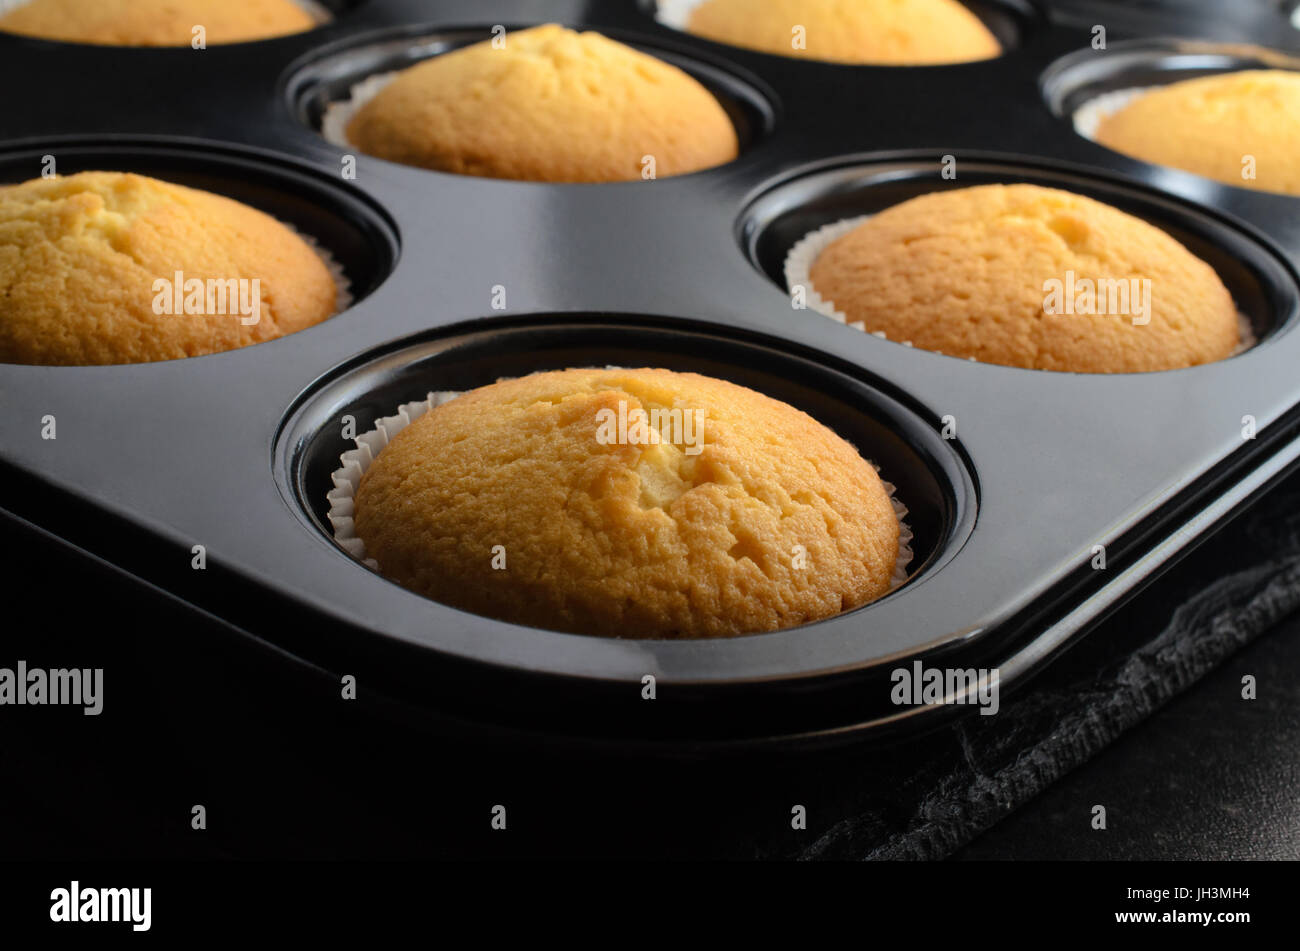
[321,71,400,150]
[784,212,1257,359]
[0,0,333,27]
[785,214,880,330]
[327,390,462,569]
[653,0,706,31]
[881,474,915,589]
[287,223,353,314]
[1072,85,1156,140]
[327,378,915,591]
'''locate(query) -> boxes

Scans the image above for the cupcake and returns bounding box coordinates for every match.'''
[1092,70,1300,197]
[801,184,1239,373]
[683,0,1000,65]
[343,24,739,183]
[350,368,903,639]
[0,0,317,46]
[0,172,340,366]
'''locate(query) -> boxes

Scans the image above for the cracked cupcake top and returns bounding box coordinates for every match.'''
[0,171,339,365]
[353,367,901,638]
[807,183,1239,372]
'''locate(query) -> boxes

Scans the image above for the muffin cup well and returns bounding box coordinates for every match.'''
[781,211,1258,359]
[279,319,970,648]
[0,140,402,366]
[324,381,915,625]
[1049,43,1300,200]
[740,156,1298,359]
[269,318,976,741]
[0,139,398,320]
[286,24,777,166]
[1042,38,1300,141]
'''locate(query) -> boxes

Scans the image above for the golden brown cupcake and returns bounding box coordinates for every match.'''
[353,368,901,639]
[1093,70,1300,196]
[345,24,739,183]
[0,0,316,46]
[0,172,339,366]
[806,184,1239,373]
[685,0,1000,65]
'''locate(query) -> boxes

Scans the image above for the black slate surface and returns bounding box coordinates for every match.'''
[956,585,1300,860]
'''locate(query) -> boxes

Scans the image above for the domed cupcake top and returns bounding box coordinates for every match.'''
[0,171,339,365]
[684,0,1001,65]
[353,367,902,638]
[0,0,316,46]
[345,24,740,183]
[805,184,1240,372]
[1093,70,1300,197]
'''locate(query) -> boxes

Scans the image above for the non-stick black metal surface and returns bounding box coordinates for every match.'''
[3,0,1300,751]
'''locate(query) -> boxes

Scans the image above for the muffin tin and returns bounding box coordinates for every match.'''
[4,0,1300,753]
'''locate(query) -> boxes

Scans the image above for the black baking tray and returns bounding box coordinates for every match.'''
[3,0,1300,754]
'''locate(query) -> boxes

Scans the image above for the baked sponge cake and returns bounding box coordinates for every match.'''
[345,24,739,182]
[0,172,339,366]
[0,0,315,46]
[1093,70,1300,197]
[685,0,1000,65]
[807,184,1239,373]
[353,368,901,639]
